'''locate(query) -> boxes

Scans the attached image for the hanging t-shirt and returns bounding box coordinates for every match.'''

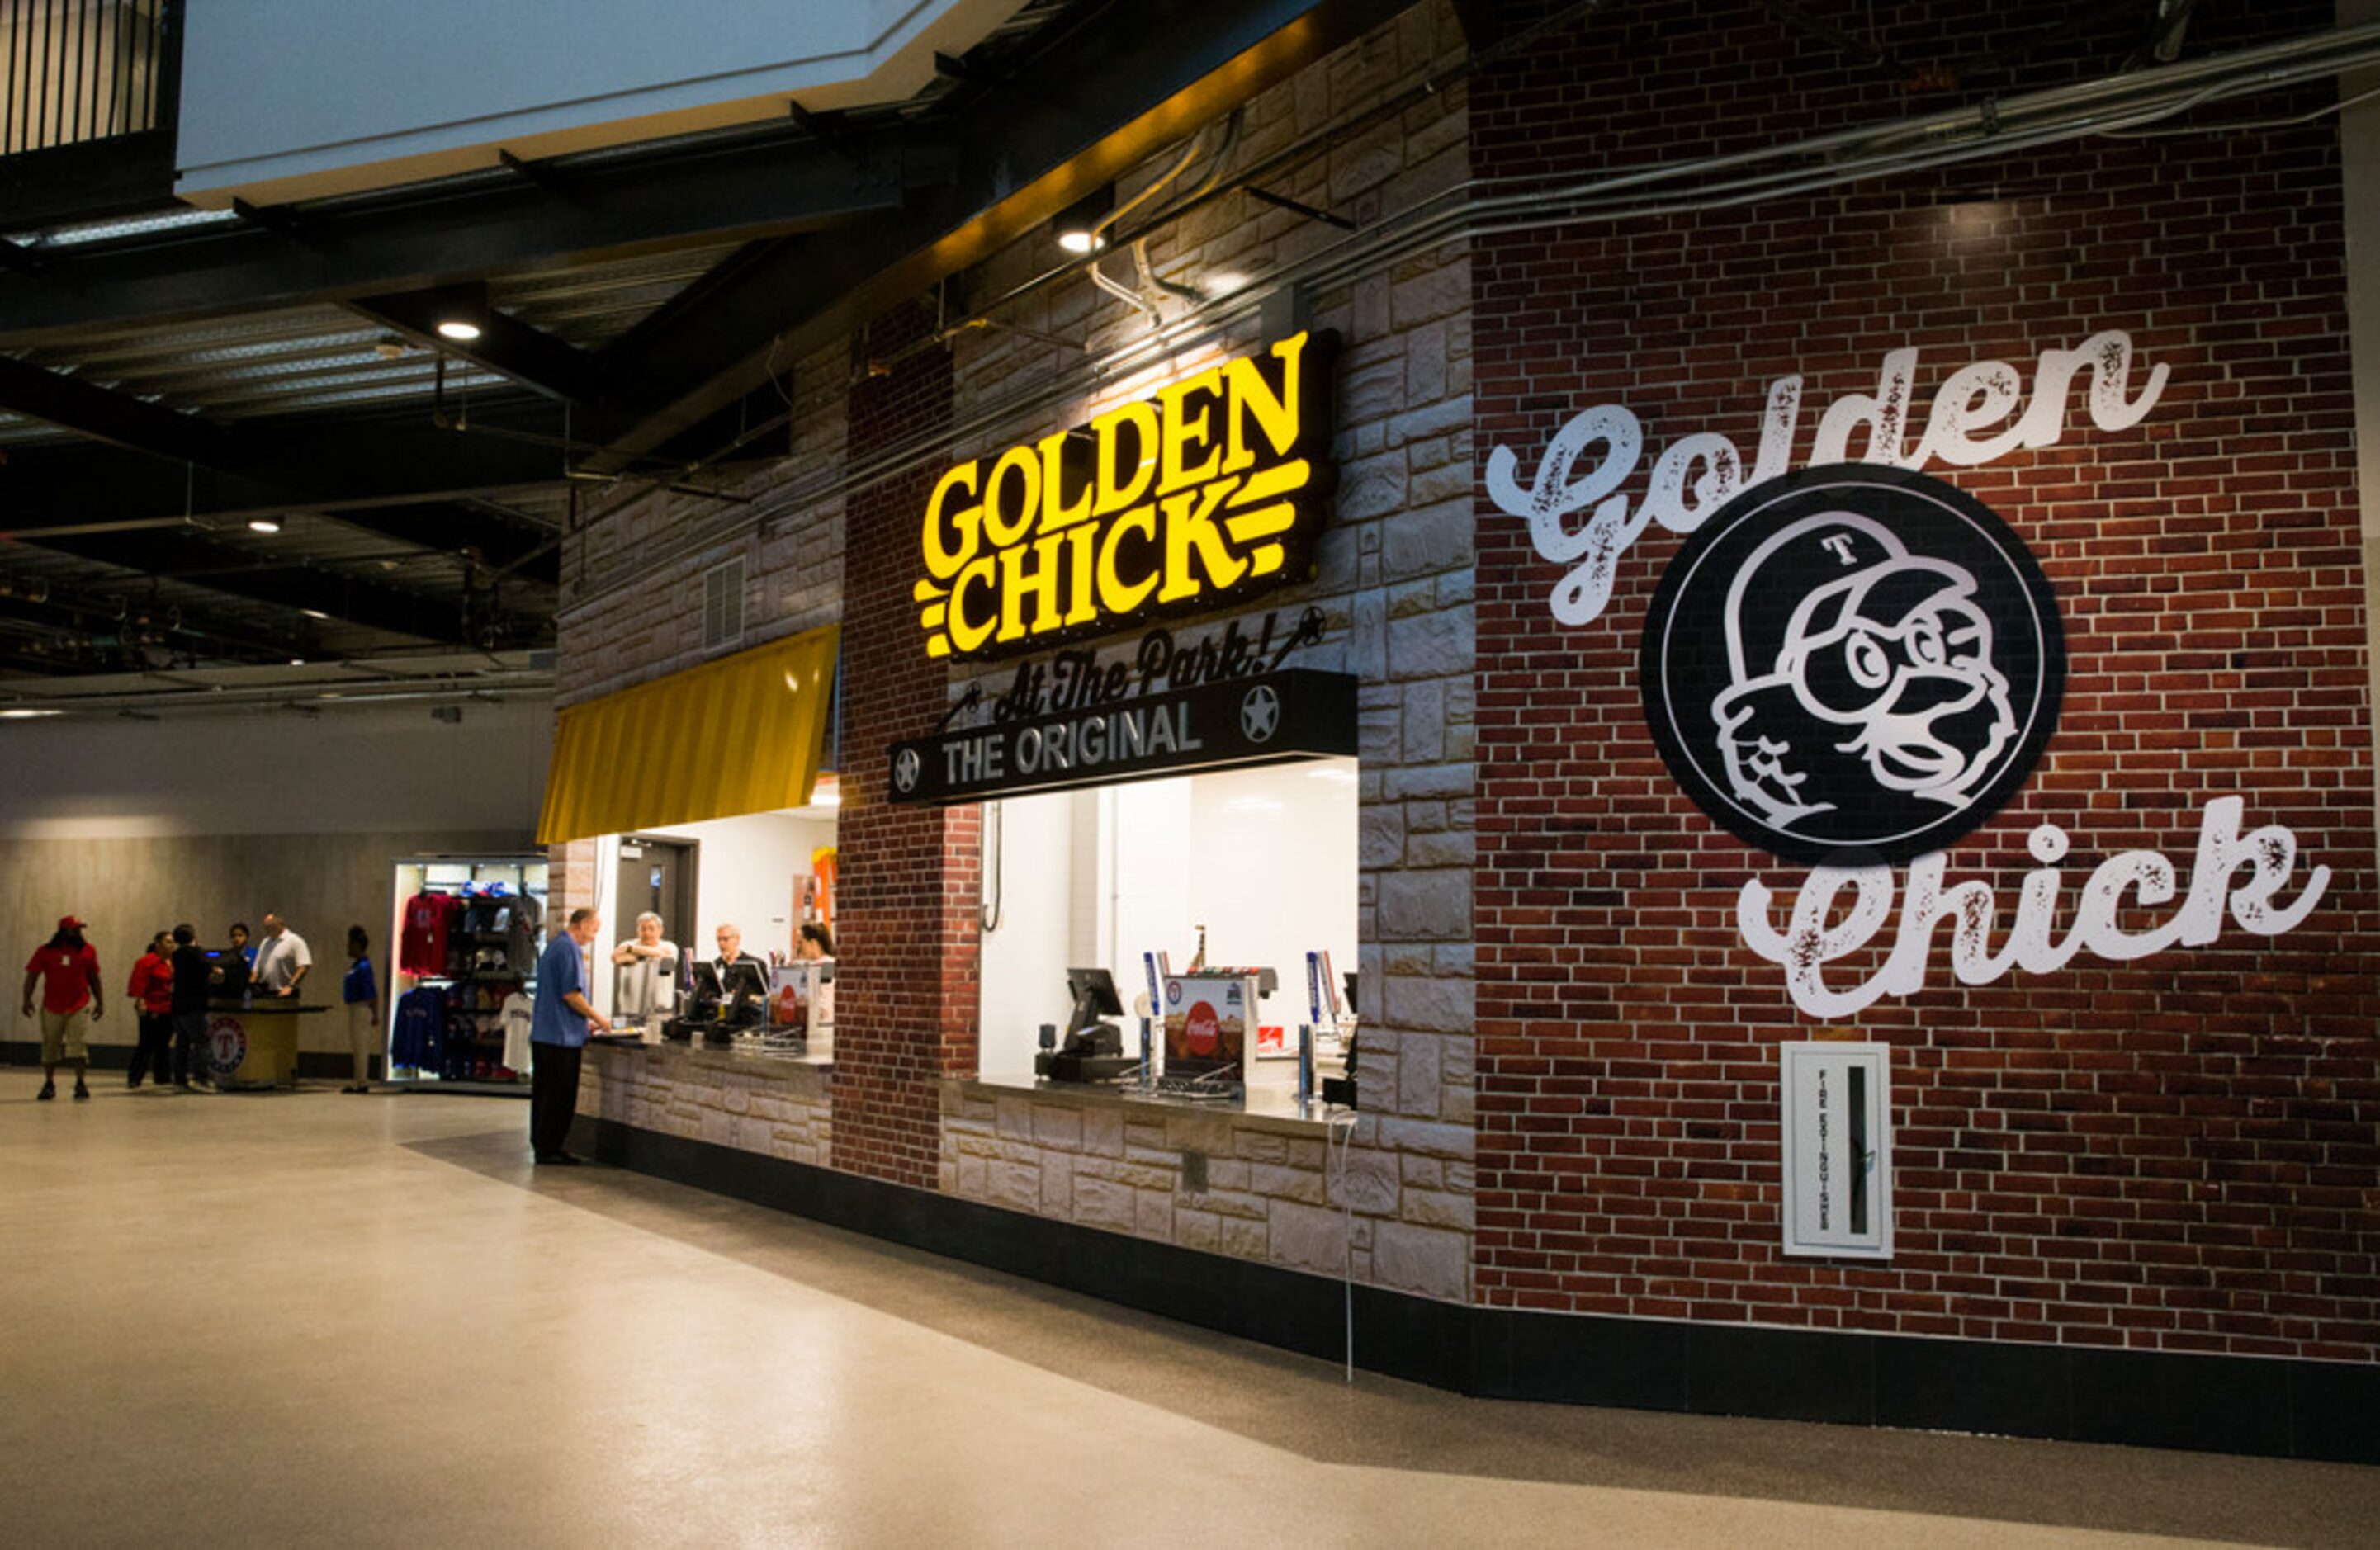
[24,943,100,1015]
[400,892,461,977]
[507,893,544,972]
[500,997,534,1073]
[390,985,447,1070]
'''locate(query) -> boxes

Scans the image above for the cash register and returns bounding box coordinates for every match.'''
[665,961,768,1044]
[1034,967,1137,1082]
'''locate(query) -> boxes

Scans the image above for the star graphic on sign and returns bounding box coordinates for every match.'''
[1239,684,1280,743]
[894,748,920,792]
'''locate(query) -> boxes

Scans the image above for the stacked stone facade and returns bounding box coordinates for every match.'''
[582,1044,831,1167]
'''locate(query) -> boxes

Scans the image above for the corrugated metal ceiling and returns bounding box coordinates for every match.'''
[0,241,743,445]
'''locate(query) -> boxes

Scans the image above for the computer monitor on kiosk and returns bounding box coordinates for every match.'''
[723,961,769,1004]
[1064,967,1124,1046]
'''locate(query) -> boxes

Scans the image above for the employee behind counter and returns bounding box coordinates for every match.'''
[204,914,314,1003]
[662,923,771,1042]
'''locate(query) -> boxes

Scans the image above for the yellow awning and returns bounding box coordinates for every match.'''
[537,625,838,844]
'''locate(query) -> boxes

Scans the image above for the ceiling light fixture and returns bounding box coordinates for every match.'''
[431,281,491,343]
[248,517,283,534]
[0,706,61,719]
[1053,182,1115,255]
[300,608,329,621]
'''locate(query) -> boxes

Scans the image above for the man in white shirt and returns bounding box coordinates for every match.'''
[252,912,313,999]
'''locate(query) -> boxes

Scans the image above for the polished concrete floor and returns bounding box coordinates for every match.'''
[2,1068,2375,1548]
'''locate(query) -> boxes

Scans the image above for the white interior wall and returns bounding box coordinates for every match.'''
[976,759,1357,1074]
[589,811,837,1014]
[977,792,1078,1069]
[1185,761,1360,1034]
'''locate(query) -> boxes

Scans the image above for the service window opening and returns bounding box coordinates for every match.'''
[977,756,1359,1081]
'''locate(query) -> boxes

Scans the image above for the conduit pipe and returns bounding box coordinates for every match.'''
[559,21,2380,617]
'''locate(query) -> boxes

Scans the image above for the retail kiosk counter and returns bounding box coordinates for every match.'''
[200,999,326,1090]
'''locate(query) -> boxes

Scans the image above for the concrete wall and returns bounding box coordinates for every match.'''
[0,699,547,1060]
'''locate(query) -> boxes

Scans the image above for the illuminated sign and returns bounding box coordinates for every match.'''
[913,331,1338,660]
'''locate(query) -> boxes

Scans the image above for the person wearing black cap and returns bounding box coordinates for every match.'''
[21,914,103,1101]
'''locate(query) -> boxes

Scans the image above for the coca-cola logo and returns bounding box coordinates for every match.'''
[1182,1000,1222,1056]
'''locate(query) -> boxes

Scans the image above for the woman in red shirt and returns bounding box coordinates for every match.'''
[128,930,177,1089]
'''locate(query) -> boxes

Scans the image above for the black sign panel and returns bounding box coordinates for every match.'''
[1640,466,2065,865]
[888,669,1356,806]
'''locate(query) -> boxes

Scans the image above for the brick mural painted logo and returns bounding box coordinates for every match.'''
[1640,467,2063,866]
[1490,325,2333,1018]
[914,332,1338,660]
[1486,328,2167,629]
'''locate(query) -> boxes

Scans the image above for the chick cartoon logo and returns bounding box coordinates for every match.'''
[914,332,1337,660]
[1641,467,2063,864]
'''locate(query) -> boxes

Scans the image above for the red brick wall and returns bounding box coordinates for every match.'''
[1471,2,2380,1358]
[832,304,982,1188]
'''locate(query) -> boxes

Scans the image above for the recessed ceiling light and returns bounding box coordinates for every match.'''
[435,319,483,342]
[289,657,305,666]
[300,608,328,620]
[0,706,61,719]
[248,517,283,534]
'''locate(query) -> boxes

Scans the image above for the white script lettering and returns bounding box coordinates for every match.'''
[1735,798,2329,1018]
[1487,328,2170,627]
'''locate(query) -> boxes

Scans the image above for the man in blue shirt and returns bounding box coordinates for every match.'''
[529,907,611,1165]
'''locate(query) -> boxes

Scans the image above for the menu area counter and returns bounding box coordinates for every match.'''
[958,1071,1334,1132]
[201,1000,327,1090]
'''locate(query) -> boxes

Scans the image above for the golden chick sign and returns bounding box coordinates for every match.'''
[914,331,1337,659]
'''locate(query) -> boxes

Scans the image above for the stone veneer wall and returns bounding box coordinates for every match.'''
[944,1085,1424,1283]
[924,0,1479,1302]
[580,1046,832,1167]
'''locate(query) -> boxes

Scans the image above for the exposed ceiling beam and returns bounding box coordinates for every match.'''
[0,352,226,465]
[319,502,563,587]
[0,125,938,346]
[12,528,464,642]
[0,370,575,628]
[589,0,1416,462]
[344,290,612,406]
[0,587,296,673]
[0,399,593,527]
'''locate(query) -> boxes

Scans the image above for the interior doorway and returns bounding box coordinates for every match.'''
[614,834,699,960]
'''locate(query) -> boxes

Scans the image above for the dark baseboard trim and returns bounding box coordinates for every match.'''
[597,1116,2351,1463]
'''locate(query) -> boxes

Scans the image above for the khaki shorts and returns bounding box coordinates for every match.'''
[40,1005,90,1064]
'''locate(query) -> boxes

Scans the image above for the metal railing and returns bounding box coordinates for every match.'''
[0,0,172,157]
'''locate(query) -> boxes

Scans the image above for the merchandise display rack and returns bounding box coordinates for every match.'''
[386,853,551,1097]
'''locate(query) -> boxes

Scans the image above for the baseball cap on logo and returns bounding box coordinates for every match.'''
[1642,467,2064,865]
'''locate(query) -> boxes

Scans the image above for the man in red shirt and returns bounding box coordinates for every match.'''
[21,914,103,1101]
